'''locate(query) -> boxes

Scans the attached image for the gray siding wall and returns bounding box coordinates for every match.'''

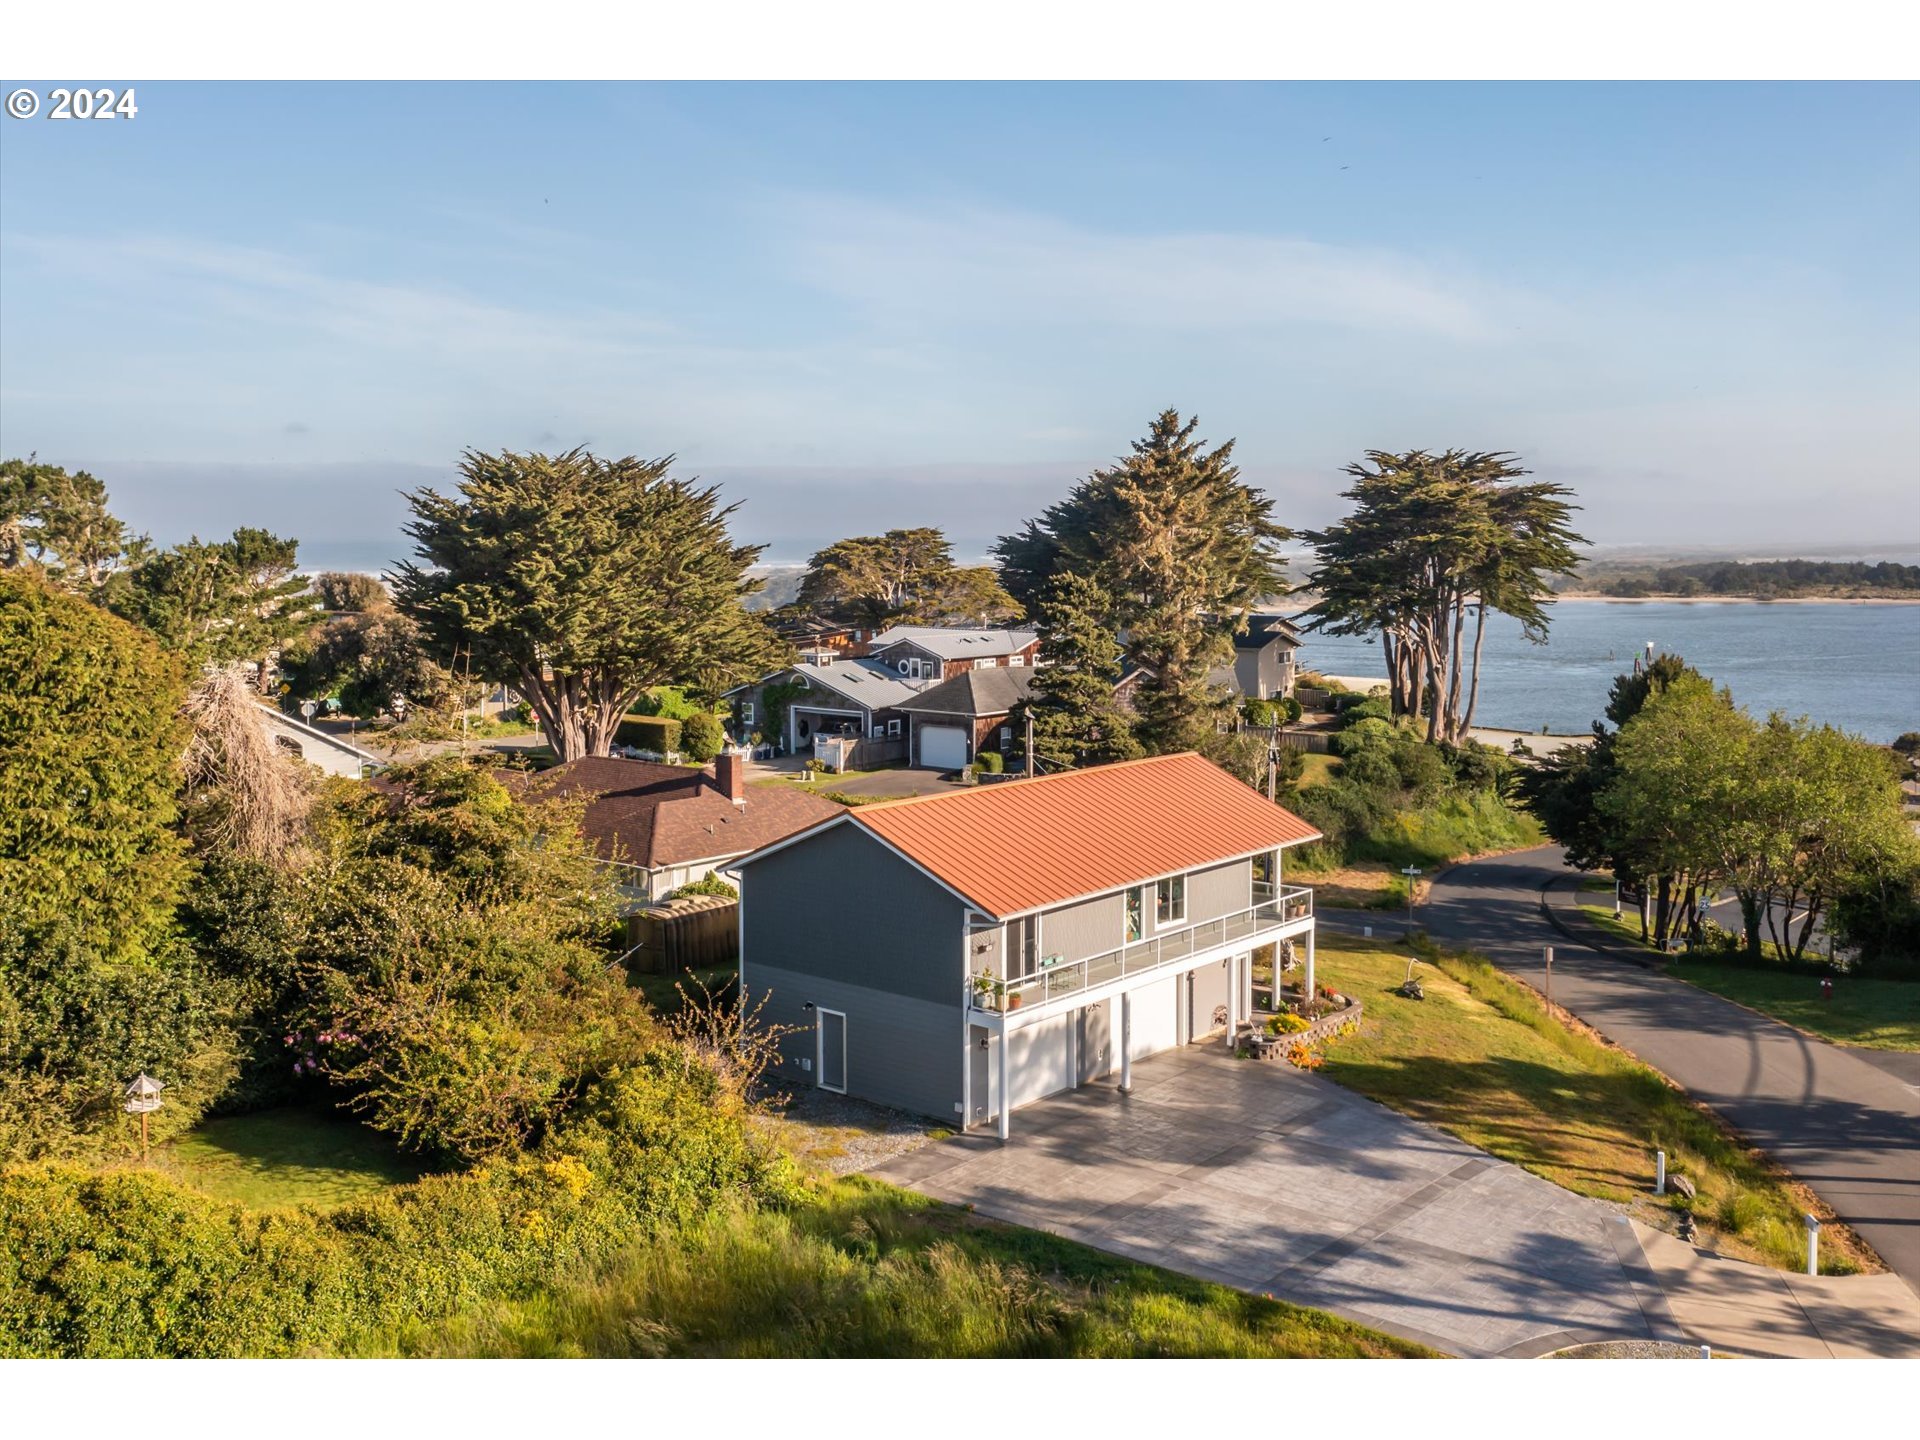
[752,961,961,1121]
[741,821,969,1118]
[1189,858,1252,925]
[978,856,1255,975]
[741,820,968,1006]
[1038,891,1125,965]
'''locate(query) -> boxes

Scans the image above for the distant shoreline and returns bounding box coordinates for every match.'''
[1548,593,1920,605]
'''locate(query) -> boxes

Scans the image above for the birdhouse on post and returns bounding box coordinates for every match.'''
[124,1073,165,1160]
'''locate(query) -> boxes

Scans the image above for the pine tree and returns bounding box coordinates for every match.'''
[1018,572,1143,769]
[993,410,1289,754]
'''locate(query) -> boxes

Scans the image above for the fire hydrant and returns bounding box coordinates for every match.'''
[1821,977,1834,1003]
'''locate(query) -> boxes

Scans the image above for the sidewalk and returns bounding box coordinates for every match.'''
[1635,1223,1920,1358]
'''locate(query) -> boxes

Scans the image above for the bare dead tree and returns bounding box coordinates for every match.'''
[663,976,806,1109]
[181,663,314,865]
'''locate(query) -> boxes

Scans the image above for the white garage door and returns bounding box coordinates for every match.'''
[919,724,969,770]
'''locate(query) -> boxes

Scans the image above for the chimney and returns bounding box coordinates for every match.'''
[715,749,747,808]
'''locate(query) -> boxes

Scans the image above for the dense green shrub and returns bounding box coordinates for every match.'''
[1337,697,1392,729]
[1242,699,1277,729]
[973,750,1004,774]
[666,873,738,901]
[616,714,683,754]
[1278,695,1302,724]
[1332,716,1395,756]
[632,687,703,722]
[0,569,188,960]
[680,711,726,763]
[0,1046,798,1357]
[0,919,239,1161]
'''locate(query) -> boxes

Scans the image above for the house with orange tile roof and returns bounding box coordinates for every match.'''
[734,751,1322,1137]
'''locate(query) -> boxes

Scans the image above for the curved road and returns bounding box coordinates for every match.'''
[1411,847,1920,1295]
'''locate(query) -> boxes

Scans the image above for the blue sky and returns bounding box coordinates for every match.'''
[2,81,1915,566]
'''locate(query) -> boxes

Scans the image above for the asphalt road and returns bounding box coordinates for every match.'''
[1398,847,1920,1296]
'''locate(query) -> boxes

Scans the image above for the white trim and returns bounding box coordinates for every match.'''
[1156,873,1187,926]
[815,1008,848,1094]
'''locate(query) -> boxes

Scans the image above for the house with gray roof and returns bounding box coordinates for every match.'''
[865,625,1040,681]
[724,654,935,756]
[894,666,1035,771]
[255,704,380,779]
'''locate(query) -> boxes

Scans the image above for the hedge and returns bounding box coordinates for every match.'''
[0,1048,799,1357]
[616,714,683,755]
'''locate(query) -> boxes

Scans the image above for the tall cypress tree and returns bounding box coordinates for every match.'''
[1018,572,1143,769]
[994,410,1289,754]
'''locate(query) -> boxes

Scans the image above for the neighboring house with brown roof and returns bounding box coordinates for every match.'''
[734,752,1321,1136]
[893,666,1035,771]
[518,751,844,904]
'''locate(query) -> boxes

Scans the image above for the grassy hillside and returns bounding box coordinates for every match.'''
[371,1176,1434,1358]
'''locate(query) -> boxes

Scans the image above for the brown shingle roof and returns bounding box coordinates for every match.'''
[844,751,1321,918]
[516,756,843,869]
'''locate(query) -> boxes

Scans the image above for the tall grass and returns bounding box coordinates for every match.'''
[373,1178,1434,1358]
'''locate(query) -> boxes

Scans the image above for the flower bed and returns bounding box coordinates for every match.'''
[1239,993,1362,1060]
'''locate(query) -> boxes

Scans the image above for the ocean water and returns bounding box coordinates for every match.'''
[1293,601,1920,743]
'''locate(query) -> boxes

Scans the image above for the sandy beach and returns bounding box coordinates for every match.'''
[1312,676,1591,754]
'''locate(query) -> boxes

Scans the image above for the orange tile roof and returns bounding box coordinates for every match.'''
[848,751,1321,918]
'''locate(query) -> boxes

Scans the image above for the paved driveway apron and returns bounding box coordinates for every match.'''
[870,1045,1671,1357]
[1417,847,1920,1296]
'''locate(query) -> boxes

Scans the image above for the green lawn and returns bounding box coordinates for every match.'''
[1296,753,1341,788]
[1573,904,1920,1049]
[1311,937,1875,1274]
[153,1108,429,1211]
[372,1176,1434,1358]
[1663,962,1920,1051]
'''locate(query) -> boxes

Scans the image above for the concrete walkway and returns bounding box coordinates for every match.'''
[1421,848,1920,1296]
[869,1044,1920,1357]
[1635,1225,1920,1358]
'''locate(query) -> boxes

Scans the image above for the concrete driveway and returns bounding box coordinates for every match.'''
[870,1044,1673,1357]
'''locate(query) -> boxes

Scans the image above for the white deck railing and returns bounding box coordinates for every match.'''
[968,885,1313,1015]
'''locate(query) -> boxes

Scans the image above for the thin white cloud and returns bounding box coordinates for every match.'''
[765,192,1531,344]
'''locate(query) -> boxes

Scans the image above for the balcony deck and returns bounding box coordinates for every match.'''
[968,885,1314,1023]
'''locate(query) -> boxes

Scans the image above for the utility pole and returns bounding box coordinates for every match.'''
[1025,709,1034,779]
[1266,717,1279,802]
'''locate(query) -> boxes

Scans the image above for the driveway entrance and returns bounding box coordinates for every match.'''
[870,1044,1671,1357]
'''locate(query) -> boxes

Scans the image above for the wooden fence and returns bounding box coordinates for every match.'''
[1274,727,1335,755]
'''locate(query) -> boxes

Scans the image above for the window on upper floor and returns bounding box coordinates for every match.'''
[974,658,997,669]
[1156,874,1186,926]
[1008,654,1026,666]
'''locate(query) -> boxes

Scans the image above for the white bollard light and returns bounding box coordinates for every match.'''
[1362,926,1372,938]
[1655,1150,1666,1196]
[1699,1345,1711,1360]
[1805,1214,1820,1276]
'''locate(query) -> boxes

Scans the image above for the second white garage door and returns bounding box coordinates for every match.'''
[919,724,969,770]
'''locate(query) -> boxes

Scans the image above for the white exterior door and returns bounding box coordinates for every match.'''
[919,723,969,770]
[816,1009,847,1093]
